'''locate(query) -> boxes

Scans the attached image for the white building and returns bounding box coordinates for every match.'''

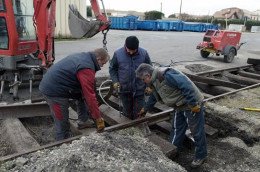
[105,9,145,20]
[243,9,259,21]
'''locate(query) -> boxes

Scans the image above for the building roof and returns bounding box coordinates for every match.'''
[213,7,243,19]
[105,9,145,17]
[254,9,260,15]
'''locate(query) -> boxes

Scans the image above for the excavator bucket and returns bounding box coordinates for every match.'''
[68,4,103,38]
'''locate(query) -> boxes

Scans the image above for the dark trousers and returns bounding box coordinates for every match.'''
[44,95,90,140]
[170,104,208,160]
[121,94,145,120]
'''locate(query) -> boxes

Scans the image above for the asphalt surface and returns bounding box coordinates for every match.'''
[55,30,260,77]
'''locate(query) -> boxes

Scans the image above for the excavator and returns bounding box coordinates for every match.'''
[0,0,110,100]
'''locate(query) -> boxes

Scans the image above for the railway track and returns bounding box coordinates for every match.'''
[1,64,260,163]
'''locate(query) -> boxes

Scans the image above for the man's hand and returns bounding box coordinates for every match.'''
[113,82,120,91]
[145,87,152,96]
[191,105,200,113]
[137,108,147,118]
[96,117,105,131]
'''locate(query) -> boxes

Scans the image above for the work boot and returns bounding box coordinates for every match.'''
[77,120,95,129]
[190,157,207,169]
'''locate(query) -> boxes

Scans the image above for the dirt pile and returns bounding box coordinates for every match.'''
[195,87,260,172]
[0,130,185,172]
[205,87,260,141]
[0,121,14,157]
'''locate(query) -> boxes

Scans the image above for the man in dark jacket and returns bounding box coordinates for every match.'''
[136,63,208,169]
[109,36,152,119]
[39,48,109,140]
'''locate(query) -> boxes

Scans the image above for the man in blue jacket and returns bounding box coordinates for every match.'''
[39,48,109,140]
[109,36,152,119]
[136,63,208,169]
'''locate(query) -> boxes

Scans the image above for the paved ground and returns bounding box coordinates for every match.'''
[55,30,260,77]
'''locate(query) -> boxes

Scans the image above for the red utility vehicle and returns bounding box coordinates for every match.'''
[196,29,244,63]
[0,0,110,100]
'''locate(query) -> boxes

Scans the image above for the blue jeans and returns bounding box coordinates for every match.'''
[170,104,207,160]
[121,94,145,119]
[44,95,90,140]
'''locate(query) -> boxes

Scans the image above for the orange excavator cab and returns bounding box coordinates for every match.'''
[0,0,55,100]
[0,0,110,100]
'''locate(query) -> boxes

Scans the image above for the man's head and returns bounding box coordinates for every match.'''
[136,63,154,84]
[94,48,110,67]
[125,36,139,55]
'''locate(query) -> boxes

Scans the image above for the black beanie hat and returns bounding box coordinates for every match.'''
[125,36,139,50]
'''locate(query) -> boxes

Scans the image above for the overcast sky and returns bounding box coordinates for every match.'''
[97,0,260,17]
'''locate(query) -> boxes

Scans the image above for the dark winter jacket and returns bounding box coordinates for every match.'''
[109,47,152,96]
[39,52,100,98]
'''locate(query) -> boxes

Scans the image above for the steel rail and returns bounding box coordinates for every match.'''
[0,102,50,119]
[203,83,260,102]
[0,84,113,119]
[195,64,253,76]
[184,72,245,89]
[0,109,173,162]
[0,134,83,162]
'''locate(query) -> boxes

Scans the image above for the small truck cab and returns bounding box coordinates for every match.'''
[196,29,242,63]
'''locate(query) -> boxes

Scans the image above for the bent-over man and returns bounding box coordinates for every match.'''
[39,48,109,140]
[136,63,207,169]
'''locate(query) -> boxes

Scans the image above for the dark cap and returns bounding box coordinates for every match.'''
[125,36,139,50]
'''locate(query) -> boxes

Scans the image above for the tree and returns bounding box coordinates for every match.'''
[180,13,191,21]
[168,14,176,18]
[145,10,164,20]
[87,6,92,17]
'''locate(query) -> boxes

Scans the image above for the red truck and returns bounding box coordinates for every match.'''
[196,29,244,63]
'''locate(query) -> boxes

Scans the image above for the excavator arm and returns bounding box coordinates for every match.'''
[68,0,111,42]
[33,0,56,67]
[90,0,110,31]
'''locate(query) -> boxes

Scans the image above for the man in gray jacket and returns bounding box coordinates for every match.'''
[136,63,207,169]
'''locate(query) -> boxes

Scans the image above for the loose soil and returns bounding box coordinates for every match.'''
[0,131,186,172]
[0,121,14,157]
[20,116,56,145]
[185,64,214,73]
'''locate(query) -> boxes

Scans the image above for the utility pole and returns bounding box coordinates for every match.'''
[224,9,231,30]
[160,2,162,13]
[207,11,210,23]
[179,0,182,20]
[225,14,228,30]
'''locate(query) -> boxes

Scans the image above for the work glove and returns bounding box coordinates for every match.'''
[145,87,152,96]
[137,108,147,118]
[96,117,105,131]
[191,104,201,113]
[113,82,120,91]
